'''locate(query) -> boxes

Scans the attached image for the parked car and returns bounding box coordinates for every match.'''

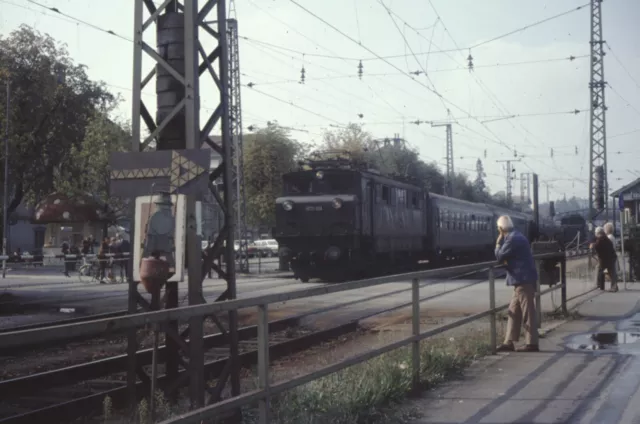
[234,240,259,258]
[254,239,279,257]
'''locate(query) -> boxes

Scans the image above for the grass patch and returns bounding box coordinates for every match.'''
[243,329,492,424]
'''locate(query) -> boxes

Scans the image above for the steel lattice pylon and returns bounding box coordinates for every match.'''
[129,0,240,414]
[588,0,608,223]
[228,19,248,272]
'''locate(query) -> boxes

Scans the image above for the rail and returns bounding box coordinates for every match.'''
[159,252,570,423]
[0,252,576,423]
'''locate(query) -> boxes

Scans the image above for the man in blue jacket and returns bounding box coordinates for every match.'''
[495,215,539,352]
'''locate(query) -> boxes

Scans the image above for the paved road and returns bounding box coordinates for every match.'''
[408,285,640,424]
[0,257,594,332]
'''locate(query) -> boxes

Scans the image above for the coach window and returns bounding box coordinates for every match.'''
[382,185,389,204]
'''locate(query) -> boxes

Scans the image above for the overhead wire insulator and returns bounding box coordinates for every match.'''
[550,148,554,157]
[484,149,487,158]
[575,146,578,155]
[300,65,306,84]
[467,51,474,72]
[358,60,363,79]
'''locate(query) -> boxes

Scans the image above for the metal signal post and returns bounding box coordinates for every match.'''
[122,0,240,413]
[432,123,454,197]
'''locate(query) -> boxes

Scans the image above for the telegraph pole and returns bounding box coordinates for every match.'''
[588,0,608,224]
[496,159,520,206]
[432,123,454,196]
[519,172,531,211]
[2,82,8,279]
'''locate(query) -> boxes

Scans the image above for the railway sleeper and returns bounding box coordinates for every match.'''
[0,315,301,400]
[0,322,358,424]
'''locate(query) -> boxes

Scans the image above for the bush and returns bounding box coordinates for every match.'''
[258,329,492,424]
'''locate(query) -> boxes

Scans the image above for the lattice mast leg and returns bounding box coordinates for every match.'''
[588,0,608,224]
[128,0,239,411]
[229,19,248,272]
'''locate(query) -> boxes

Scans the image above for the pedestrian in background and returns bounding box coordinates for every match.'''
[495,215,540,353]
[590,227,618,292]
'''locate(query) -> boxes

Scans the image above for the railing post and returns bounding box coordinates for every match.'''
[411,277,420,392]
[488,267,496,354]
[257,303,270,423]
[536,261,542,329]
[560,258,567,315]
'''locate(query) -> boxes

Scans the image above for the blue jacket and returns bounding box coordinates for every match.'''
[495,230,538,286]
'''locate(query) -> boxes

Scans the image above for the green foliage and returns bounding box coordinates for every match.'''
[473,159,489,201]
[255,330,491,424]
[55,113,131,220]
[244,123,305,227]
[0,25,118,213]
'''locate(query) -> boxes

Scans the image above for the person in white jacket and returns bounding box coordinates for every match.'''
[604,222,616,248]
[603,222,620,282]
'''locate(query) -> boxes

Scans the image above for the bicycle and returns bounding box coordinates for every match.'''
[77,257,101,283]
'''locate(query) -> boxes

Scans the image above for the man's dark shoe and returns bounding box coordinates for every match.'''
[496,343,515,352]
[516,344,539,352]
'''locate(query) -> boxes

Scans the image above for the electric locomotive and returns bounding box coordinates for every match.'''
[274,153,563,282]
[274,154,425,282]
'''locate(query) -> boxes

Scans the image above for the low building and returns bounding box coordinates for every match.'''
[32,192,116,255]
[6,202,46,254]
[611,177,640,228]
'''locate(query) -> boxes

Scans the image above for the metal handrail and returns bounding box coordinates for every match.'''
[0,252,565,350]
[164,253,570,424]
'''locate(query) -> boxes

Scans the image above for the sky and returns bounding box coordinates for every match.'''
[1,0,639,202]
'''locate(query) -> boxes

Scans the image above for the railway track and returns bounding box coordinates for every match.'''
[0,255,587,423]
[0,314,357,424]
[0,267,489,423]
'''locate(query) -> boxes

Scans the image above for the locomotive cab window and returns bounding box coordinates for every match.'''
[411,192,418,208]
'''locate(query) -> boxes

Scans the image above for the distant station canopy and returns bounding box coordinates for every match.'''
[33,192,115,224]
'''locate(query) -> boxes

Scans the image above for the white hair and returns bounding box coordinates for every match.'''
[595,226,605,236]
[497,215,514,232]
[603,222,614,235]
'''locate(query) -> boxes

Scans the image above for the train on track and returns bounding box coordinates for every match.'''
[274,153,562,282]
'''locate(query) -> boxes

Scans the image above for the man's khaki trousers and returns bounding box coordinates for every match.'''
[505,283,538,346]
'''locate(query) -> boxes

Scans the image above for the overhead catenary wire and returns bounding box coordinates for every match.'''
[422,0,590,185]
[24,0,132,41]
[14,0,594,191]
[605,42,640,91]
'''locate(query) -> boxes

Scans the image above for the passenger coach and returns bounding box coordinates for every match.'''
[274,154,560,282]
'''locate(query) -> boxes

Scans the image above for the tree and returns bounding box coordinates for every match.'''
[55,113,131,224]
[243,123,303,227]
[322,123,373,160]
[473,159,488,200]
[0,26,116,220]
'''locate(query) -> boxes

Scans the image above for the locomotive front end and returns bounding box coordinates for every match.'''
[274,169,360,282]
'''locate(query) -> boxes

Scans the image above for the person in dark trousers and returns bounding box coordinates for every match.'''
[590,226,618,292]
[495,215,540,353]
[61,240,71,277]
[98,237,110,284]
[116,235,130,282]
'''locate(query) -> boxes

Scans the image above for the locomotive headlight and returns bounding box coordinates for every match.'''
[331,198,343,209]
[316,171,324,179]
[282,200,294,211]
